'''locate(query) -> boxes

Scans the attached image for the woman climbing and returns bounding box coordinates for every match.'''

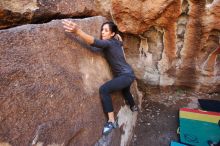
[62,20,138,135]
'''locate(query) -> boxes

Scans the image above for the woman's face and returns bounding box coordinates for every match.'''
[101,24,115,40]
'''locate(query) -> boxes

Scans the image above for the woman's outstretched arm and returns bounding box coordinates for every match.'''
[62,19,94,45]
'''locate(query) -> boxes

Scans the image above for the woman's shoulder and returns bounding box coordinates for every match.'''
[112,38,123,46]
[109,38,123,46]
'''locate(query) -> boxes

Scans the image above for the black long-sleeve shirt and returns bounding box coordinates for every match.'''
[91,38,134,77]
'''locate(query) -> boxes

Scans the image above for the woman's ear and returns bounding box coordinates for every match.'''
[111,32,116,37]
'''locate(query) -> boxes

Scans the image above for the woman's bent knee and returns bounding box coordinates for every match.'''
[99,84,108,95]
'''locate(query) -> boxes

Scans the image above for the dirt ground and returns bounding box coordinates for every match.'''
[130,88,220,146]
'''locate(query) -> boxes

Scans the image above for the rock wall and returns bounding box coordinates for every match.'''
[111,0,220,92]
[0,16,141,146]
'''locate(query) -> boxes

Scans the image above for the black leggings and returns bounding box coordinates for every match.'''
[99,73,135,113]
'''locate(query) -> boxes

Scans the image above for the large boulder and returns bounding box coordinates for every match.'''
[0,16,141,146]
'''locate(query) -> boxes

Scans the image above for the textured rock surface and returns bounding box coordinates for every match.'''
[0,16,141,146]
[175,0,220,92]
[111,0,181,34]
[0,0,98,29]
[114,0,220,93]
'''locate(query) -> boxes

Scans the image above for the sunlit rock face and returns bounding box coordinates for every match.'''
[0,16,141,146]
[110,0,220,93]
[111,0,181,34]
[0,0,99,29]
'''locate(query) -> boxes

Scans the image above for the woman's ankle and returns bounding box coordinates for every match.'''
[107,112,115,123]
[108,119,115,123]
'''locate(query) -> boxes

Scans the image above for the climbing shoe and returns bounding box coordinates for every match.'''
[130,105,139,112]
[102,121,118,135]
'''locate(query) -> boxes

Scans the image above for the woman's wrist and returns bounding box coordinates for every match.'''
[74,29,81,35]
